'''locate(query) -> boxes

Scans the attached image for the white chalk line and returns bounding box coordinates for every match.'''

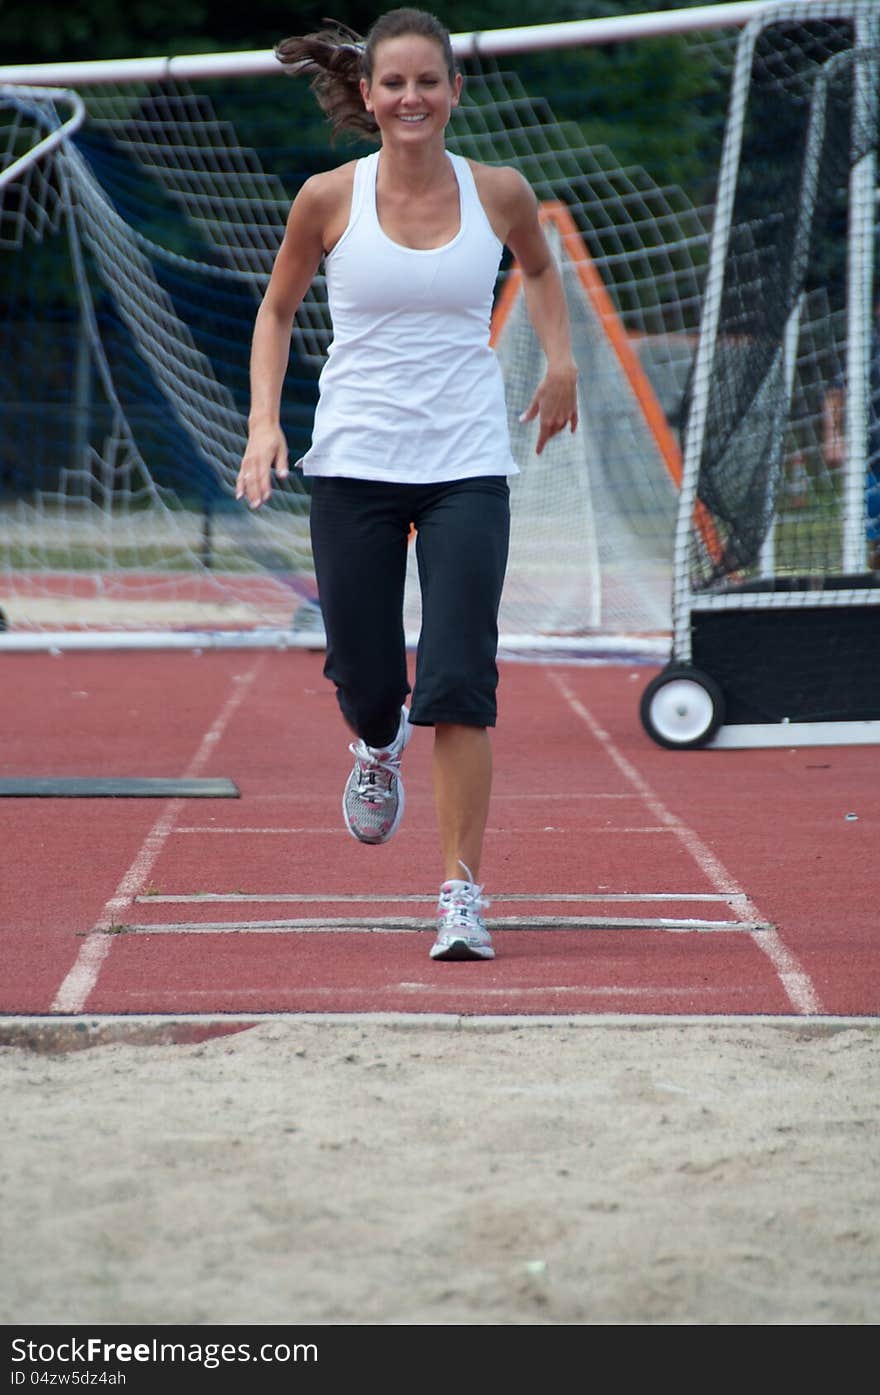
[124,889,761,935]
[49,659,264,1015]
[112,915,765,934]
[115,985,737,1001]
[170,823,675,835]
[546,669,823,1016]
[134,890,749,904]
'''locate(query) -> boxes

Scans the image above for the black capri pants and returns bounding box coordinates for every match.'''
[308,474,511,748]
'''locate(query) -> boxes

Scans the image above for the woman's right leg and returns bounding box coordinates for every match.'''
[308,476,411,748]
[309,477,413,845]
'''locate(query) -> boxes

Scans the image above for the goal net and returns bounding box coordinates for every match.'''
[668,1,880,727]
[0,8,756,651]
[492,202,680,640]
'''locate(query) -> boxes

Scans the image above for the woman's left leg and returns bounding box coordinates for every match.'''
[432,723,493,881]
[411,475,510,894]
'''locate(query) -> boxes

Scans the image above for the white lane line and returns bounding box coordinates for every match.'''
[172,793,646,829]
[174,826,352,834]
[134,890,749,904]
[547,670,823,1015]
[49,659,263,1014]
[171,823,674,834]
[113,915,766,934]
[112,985,764,1001]
[392,985,728,998]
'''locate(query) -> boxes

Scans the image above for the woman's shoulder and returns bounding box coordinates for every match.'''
[285,160,361,251]
[465,159,531,194]
[464,160,537,241]
[466,160,535,213]
[293,159,359,213]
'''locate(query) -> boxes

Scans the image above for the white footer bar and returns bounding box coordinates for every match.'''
[709,720,880,749]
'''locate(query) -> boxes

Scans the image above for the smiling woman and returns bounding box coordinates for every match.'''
[275,9,460,142]
[237,7,578,963]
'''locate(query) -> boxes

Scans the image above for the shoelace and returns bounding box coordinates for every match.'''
[349,741,402,803]
[438,864,489,932]
[440,905,488,934]
[438,885,488,913]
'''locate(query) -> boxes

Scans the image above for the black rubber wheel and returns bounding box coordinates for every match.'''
[640,665,725,750]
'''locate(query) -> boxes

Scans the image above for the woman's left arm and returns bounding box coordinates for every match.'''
[498,170,579,454]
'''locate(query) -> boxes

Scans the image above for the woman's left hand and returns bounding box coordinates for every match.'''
[519,362,579,454]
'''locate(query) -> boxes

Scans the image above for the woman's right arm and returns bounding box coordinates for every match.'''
[236,178,328,509]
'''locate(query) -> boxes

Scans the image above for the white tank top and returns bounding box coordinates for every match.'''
[297,150,518,482]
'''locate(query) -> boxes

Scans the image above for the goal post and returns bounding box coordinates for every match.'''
[0,3,775,652]
[641,0,880,750]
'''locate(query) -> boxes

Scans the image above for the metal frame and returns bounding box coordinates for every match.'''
[662,2,880,749]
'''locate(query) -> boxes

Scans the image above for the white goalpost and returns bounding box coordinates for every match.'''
[0,3,808,653]
[639,0,880,748]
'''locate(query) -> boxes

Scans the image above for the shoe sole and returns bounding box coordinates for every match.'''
[430,937,495,961]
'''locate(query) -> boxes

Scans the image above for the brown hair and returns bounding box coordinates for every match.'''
[275,8,457,140]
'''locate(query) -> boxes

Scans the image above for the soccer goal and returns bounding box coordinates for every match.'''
[639,0,880,749]
[0,3,774,653]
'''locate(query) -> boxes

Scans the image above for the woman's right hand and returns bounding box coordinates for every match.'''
[236,425,289,509]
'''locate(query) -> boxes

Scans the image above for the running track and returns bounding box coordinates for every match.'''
[0,650,875,1019]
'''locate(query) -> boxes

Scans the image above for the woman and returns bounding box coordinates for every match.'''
[237,7,578,961]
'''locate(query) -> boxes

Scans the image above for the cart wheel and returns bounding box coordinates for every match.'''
[640,665,725,750]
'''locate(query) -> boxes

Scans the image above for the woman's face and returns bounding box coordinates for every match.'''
[361,34,461,144]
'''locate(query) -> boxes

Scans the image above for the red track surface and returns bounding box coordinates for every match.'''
[0,650,875,1018]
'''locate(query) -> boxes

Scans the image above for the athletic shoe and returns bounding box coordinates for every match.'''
[342,706,411,845]
[430,864,494,961]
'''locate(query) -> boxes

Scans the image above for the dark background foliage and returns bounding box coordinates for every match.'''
[0,2,732,202]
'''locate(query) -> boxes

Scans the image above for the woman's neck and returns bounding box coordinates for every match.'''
[377,139,450,195]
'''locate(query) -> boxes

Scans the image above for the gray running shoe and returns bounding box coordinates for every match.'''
[342,707,411,845]
[430,865,494,961]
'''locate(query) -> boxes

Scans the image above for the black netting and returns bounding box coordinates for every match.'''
[687,19,879,588]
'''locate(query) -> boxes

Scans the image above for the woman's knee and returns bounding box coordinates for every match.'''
[337,686,409,747]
